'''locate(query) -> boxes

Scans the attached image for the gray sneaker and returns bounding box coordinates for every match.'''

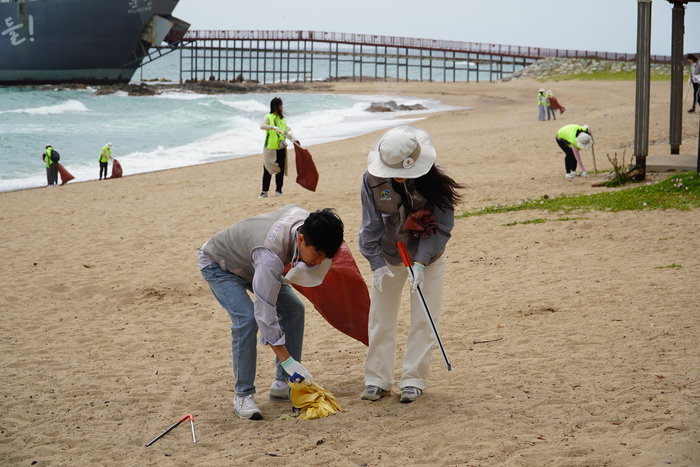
[360,385,390,401]
[269,381,291,402]
[258,191,268,198]
[234,394,263,420]
[400,386,422,403]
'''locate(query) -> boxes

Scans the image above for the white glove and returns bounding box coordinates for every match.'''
[372,266,395,293]
[272,125,281,133]
[410,262,425,293]
[581,171,588,178]
[281,357,313,384]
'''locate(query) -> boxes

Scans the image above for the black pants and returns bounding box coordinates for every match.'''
[262,148,286,192]
[46,164,58,185]
[556,137,577,173]
[99,161,108,179]
[692,82,699,110]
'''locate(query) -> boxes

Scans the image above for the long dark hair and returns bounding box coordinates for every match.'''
[270,97,284,118]
[392,165,465,211]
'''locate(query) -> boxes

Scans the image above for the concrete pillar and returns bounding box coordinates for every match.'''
[669,2,685,154]
[634,0,652,179]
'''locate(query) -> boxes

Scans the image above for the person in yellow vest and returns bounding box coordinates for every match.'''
[545,90,556,121]
[41,144,60,187]
[99,143,113,180]
[555,124,592,179]
[537,88,547,121]
[259,97,295,198]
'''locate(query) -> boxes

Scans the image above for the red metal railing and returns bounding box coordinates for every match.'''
[183,30,671,64]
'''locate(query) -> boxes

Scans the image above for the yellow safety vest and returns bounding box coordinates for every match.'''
[45,147,55,167]
[99,146,111,163]
[264,113,286,150]
[557,124,588,148]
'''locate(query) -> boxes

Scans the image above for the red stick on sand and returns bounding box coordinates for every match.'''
[146,414,196,447]
[397,241,452,371]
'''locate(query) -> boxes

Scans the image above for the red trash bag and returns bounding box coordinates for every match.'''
[293,140,319,192]
[57,164,75,185]
[109,159,123,178]
[291,242,370,346]
[549,96,566,114]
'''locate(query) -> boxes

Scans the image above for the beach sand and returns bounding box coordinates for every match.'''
[1,79,699,466]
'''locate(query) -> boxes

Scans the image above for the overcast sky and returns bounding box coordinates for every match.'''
[174,0,699,57]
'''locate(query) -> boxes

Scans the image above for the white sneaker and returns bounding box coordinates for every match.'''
[269,380,291,401]
[274,190,283,196]
[258,191,268,199]
[565,173,577,179]
[581,171,588,178]
[234,394,263,420]
[360,385,390,401]
[399,386,423,403]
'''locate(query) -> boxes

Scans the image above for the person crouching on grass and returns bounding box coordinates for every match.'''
[358,124,464,403]
[198,205,344,420]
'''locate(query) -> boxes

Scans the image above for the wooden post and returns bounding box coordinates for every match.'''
[634,0,652,180]
[669,2,685,155]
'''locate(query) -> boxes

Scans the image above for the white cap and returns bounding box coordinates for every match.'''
[107,142,113,148]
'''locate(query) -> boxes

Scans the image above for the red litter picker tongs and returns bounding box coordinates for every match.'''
[146,414,196,447]
[397,241,452,371]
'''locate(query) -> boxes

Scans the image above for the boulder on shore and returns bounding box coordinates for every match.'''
[366,100,427,112]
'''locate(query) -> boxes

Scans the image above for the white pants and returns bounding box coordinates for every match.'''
[364,254,446,391]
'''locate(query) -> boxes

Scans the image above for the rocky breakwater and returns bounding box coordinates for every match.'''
[32,78,333,96]
[503,57,672,81]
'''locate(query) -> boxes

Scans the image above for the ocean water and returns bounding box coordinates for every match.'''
[0,53,461,193]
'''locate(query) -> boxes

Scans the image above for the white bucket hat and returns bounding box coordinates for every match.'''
[576,133,593,149]
[107,142,113,148]
[367,125,436,179]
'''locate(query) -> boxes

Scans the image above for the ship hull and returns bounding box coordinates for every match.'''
[0,0,184,84]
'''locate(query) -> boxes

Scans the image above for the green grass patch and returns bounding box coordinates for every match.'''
[654,263,683,269]
[502,216,586,226]
[458,172,700,219]
[544,70,675,82]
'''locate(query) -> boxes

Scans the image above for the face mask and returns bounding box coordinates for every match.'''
[283,258,331,287]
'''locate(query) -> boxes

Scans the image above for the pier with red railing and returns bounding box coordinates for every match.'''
[148,30,671,84]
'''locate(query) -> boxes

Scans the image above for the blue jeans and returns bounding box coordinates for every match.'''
[546,106,556,120]
[538,104,545,121]
[200,263,305,396]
